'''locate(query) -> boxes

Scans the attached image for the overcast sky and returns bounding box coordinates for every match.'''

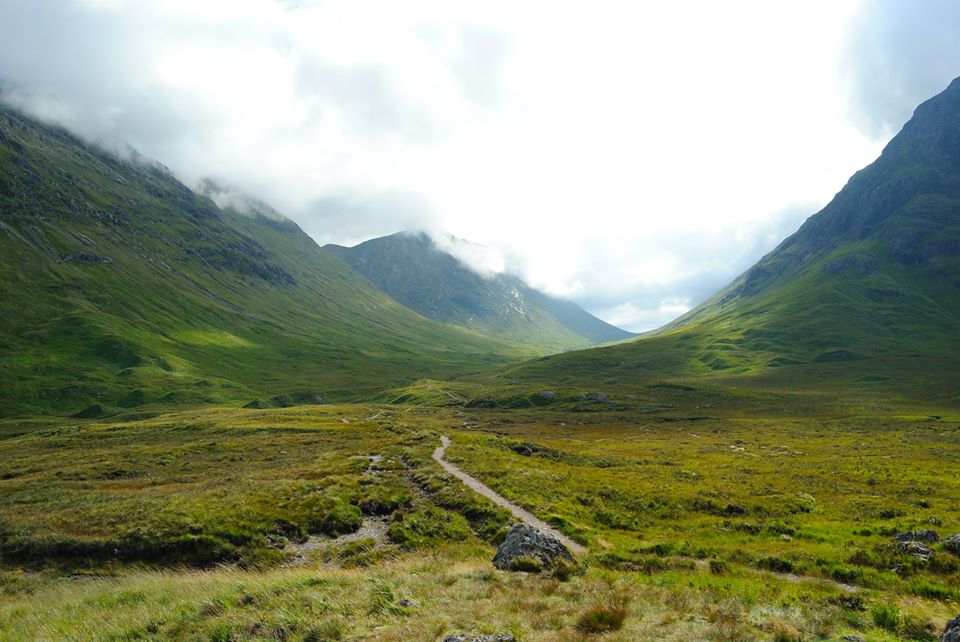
[2,1,959,331]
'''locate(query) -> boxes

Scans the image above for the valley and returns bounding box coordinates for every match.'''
[1,402,958,640]
[1,29,960,642]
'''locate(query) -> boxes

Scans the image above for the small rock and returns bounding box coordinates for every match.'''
[397,598,418,609]
[842,635,866,642]
[897,540,933,562]
[943,534,960,555]
[443,636,515,642]
[492,524,575,572]
[894,529,939,543]
[942,615,960,642]
[580,391,608,403]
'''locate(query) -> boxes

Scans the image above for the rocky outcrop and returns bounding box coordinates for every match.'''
[492,524,575,572]
[894,529,939,543]
[943,534,960,555]
[941,615,960,642]
[897,541,933,562]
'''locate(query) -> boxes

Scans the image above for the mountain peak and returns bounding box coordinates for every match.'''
[326,232,633,350]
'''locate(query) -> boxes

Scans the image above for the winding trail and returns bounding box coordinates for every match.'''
[432,435,586,555]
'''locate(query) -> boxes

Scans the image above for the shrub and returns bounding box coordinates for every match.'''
[367,578,412,616]
[709,559,731,575]
[901,615,938,642]
[826,565,863,584]
[758,556,794,573]
[575,603,629,634]
[870,603,901,632]
[303,619,345,641]
[387,504,472,549]
[907,578,954,600]
[827,594,865,611]
[359,486,412,516]
[548,559,578,581]
[770,618,804,642]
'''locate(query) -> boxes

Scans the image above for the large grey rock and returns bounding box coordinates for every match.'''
[894,529,939,543]
[443,636,515,642]
[943,534,960,555]
[941,615,960,642]
[492,524,574,572]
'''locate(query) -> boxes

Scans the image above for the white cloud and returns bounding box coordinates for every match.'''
[1,1,954,331]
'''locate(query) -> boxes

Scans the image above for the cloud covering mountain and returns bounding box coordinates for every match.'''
[1,0,958,330]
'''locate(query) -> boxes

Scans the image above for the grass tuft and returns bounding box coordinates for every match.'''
[575,602,629,635]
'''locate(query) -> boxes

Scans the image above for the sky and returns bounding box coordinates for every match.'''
[1,1,959,331]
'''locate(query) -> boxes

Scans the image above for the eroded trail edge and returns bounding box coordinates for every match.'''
[432,435,587,555]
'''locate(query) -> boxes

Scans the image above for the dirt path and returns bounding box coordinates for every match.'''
[432,435,587,555]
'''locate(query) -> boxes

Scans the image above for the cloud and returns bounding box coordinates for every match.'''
[4,0,942,334]
[843,0,960,138]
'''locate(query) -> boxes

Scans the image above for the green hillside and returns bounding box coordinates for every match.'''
[0,105,531,417]
[492,76,960,406]
[326,231,633,351]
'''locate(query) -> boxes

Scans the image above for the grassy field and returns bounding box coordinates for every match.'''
[1,403,958,640]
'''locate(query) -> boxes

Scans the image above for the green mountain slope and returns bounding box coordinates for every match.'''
[503,76,960,404]
[0,105,531,417]
[326,232,633,351]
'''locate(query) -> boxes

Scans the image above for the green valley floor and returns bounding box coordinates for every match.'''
[0,403,958,641]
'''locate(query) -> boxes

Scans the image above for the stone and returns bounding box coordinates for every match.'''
[580,391,608,403]
[842,635,866,642]
[492,524,575,572]
[532,390,557,404]
[943,534,960,555]
[941,615,960,642]
[443,636,515,642]
[894,529,939,543]
[897,540,933,562]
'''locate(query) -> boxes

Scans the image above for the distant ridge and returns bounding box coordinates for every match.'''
[326,231,634,351]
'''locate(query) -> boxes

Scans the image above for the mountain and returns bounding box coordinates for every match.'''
[325,232,634,351]
[0,104,531,417]
[505,76,960,404]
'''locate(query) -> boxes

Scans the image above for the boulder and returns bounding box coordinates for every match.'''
[532,390,557,404]
[943,534,960,555]
[941,615,960,642]
[492,524,575,572]
[894,529,939,543]
[443,636,515,642]
[897,540,933,562]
